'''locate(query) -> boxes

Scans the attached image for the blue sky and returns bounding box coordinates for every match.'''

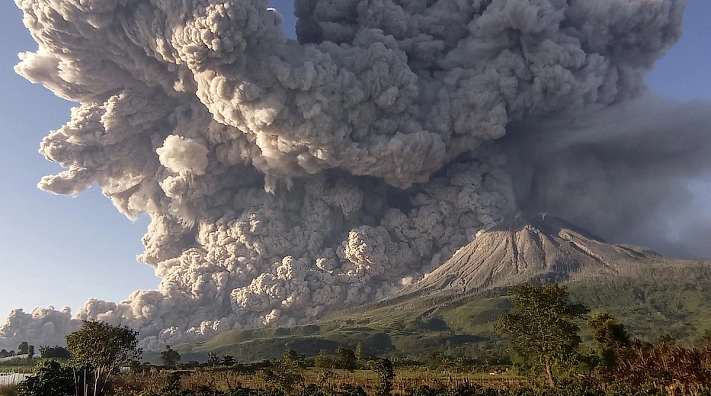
[0,0,709,318]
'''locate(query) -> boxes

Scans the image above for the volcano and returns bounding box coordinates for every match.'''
[399,215,666,297]
[158,216,711,361]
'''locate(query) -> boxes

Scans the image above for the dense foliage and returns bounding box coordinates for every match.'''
[17,360,73,396]
[39,346,71,360]
[66,320,142,396]
[495,285,588,386]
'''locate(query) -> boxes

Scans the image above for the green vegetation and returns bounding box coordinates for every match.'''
[370,359,394,396]
[0,362,40,372]
[16,307,711,395]
[160,346,181,369]
[314,348,357,370]
[17,360,73,396]
[587,312,631,370]
[161,266,711,363]
[14,277,711,395]
[567,273,711,342]
[66,320,142,396]
[260,350,305,392]
[38,346,70,360]
[495,285,588,386]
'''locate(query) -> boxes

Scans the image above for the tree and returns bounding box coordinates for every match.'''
[207,352,221,366]
[335,347,357,371]
[160,345,181,368]
[66,320,142,396]
[39,346,71,359]
[354,343,364,360]
[18,341,29,355]
[588,312,630,370]
[495,284,588,387]
[261,350,304,392]
[27,345,35,360]
[314,350,336,369]
[221,354,235,366]
[371,358,394,396]
[281,349,302,367]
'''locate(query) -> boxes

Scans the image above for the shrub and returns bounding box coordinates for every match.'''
[18,360,74,396]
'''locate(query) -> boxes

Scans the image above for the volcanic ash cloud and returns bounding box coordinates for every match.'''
[0,0,694,349]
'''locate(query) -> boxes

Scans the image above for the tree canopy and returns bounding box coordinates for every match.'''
[160,345,181,368]
[39,345,71,359]
[496,284,588,386]
[588,312,630,370]
[18,341,29,355]
[66,320,142,396]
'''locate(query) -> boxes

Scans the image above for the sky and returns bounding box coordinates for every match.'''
[0,0,709,320]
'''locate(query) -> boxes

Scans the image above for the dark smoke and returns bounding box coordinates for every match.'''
[508,95,711,259]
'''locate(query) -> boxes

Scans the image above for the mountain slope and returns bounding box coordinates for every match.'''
[399,216,653,297]
[167,217,711,363]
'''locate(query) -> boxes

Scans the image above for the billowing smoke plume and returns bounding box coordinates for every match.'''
[508,95,711,259]
[0,308,79,349]
[3,0,706,350]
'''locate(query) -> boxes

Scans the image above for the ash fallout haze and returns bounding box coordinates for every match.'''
[0,0,710,351]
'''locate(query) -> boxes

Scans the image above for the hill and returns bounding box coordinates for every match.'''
[163,217,711,364]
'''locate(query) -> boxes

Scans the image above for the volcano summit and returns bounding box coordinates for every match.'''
[399,215,670,298]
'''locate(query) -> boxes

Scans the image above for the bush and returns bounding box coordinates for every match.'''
[18,360,74,396]
[257,388,285,396]
[507,388,536,396]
